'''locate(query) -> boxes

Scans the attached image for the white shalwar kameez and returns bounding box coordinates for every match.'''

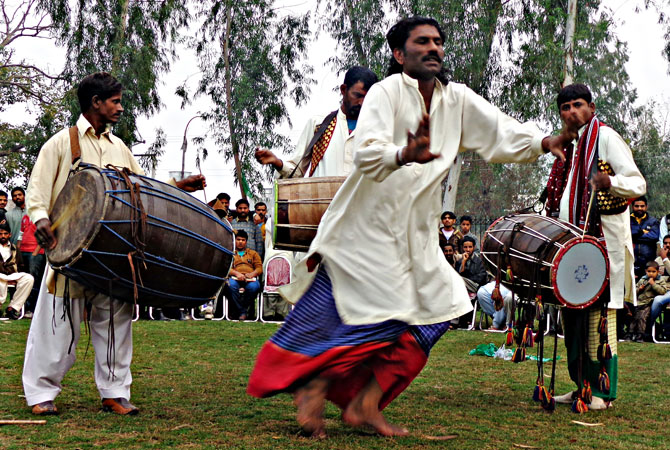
[22,115,143,406]
[281,73,549,326]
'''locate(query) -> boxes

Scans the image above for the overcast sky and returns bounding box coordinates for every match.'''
[2,0,668,204]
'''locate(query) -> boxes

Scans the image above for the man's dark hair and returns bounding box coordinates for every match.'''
[0,190,7,199]
[663,234,670,243]
[11,187,25,196]
[460,215,473,224]
[462,236,476,245]
[443,242,455,250]
[0,222,10,233]
[556,83,592,109]
[441,211,456,220]
[235,198,250,208]
[385,16,449,84]
[77,72,124,112]
[343,66,378,91]
[236,229,248,240]
[217,192,231,201]
[633,196,647,206]
[254,201,267,210]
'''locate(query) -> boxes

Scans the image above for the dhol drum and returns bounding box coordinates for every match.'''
[481,214,609,309]
[273,176,345,251]
[47,165,234,308]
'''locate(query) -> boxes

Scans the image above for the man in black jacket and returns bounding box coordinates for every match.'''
[630,196,659,279]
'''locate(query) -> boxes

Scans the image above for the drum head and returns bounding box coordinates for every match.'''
[551,237,609,308]
[48,168,106,267]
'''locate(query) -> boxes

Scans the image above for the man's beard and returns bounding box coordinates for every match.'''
[633,211,645,218]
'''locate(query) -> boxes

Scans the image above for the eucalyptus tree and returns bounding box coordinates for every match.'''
[190,0,313,199]
[38,0,190,150]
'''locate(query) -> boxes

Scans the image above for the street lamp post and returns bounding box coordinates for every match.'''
[181,115,203,180]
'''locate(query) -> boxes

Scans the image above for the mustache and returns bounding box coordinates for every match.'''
[422,53,442,63]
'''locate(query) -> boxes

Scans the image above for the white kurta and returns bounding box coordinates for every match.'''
[558,125,646,308]
[280,73,547,326]
[278,108,356,178]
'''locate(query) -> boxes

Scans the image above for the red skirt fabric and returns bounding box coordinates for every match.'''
[247,267,448,410]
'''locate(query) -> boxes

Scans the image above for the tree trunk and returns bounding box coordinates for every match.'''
[442,154,463,212]
[563,0,577,86]
[441,1,502,213]
[344,0,368,66]
[112,0,131,74]
[223,3,246,200]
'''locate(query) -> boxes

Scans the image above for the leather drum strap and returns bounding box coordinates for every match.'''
[69,126,81,165]
[288,110,338,178]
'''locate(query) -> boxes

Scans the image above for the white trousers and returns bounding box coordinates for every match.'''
[22,274,133,406]
[0,273,34,311]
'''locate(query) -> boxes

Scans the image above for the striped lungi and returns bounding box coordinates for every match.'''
[247,266,450,410]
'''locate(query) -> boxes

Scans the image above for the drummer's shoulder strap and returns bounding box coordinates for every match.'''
[288,110,338,178]
[69,126,81,166]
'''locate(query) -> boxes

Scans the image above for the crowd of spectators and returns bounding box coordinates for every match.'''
[621,195,670,342]
[0,188,44,320]
[4,182,670,340]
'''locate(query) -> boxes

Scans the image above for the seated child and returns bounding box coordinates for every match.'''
[631,261,668,342]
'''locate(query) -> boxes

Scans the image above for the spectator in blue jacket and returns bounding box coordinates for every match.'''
[630,196,659,279]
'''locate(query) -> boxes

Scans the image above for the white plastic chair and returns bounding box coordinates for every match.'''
[260,255,293,323]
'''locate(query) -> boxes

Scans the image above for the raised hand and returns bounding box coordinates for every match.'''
[255,147,283,170]
[400,114,437,165]
[176,174,206,192]
[541,127,578,163]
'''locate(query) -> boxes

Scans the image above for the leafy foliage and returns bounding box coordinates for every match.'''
[0,104,66,190]
[190,0,314,197]
[316,0,393,78]
[632,102,670,217]
[38,0,190,146]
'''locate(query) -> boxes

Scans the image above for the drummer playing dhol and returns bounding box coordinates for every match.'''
[22,72,206,416]
[254,66,378,178]
[546,84,646,411]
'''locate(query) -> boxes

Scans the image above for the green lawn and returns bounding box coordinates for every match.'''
[0,318,668,449]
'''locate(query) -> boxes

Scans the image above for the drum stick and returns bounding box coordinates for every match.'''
[0,419,47,425]
[33,185,87,255]
[581,189,596,240]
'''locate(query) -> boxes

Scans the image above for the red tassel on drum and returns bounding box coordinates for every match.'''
[505,266,514,282]
[572,398,588,414]
[506,323,514,346]
[598,343,612,362]
[581,381,592,405]
[598,368,611,395]
[599,315,608,335]
[492,284,504,311]
[523,326,534,348]
[512,347,526,363]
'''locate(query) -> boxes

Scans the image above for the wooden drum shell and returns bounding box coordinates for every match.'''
[48,166,234,308]
[481,214,609,308]
[273,177,345,252]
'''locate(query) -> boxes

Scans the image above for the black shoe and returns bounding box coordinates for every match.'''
[621,332,633,341]
[5,307,19,320]
[633,334,644,343]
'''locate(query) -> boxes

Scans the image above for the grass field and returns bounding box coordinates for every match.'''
[1,318,668,449]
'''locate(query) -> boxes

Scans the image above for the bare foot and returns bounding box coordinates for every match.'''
[342,378,409,437]
[294,377,329,438]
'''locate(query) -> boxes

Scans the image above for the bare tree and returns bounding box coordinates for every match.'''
[0,0,60,105]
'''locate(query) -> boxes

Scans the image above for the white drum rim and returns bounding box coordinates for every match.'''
[551,235,609,309]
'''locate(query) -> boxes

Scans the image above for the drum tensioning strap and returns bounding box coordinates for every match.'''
[69,126,81,165]
[288,110,338,178]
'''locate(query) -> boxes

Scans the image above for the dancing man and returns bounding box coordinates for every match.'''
[23,72,204,416]
[547,83,645,410]
[247,16,572,437]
